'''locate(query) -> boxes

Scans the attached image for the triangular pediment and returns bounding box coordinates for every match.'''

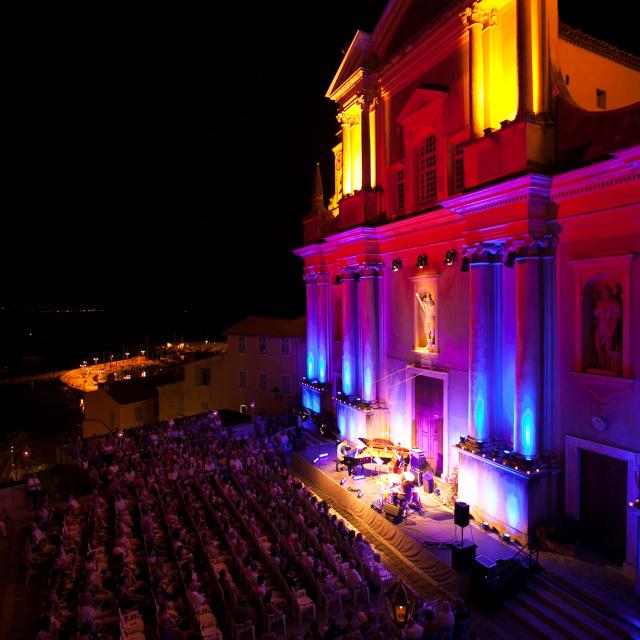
[397,84,449,125]
[372,0,457,62]
[326,31,377,102]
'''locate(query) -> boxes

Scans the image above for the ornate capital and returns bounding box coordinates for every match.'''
[315,271,332,285]
[337,111,360,127]
[460,2,497,28]
[507,228,561,258]
[358,262,382,278]
[464,242,504,263]
[338,266,358,281]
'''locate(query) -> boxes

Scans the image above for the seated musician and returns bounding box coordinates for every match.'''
[402,475,424,514]
[336,441,353,472]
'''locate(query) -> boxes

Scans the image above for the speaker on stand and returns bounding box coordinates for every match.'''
[454,501,470,546]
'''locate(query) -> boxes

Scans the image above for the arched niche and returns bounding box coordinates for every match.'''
[571,255,633,379]
[582,276,623,375]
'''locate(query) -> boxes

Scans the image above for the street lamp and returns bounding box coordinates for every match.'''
[385,580,417,629]
[250,401,256,434]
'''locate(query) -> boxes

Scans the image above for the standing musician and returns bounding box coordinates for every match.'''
[392,445,407,473]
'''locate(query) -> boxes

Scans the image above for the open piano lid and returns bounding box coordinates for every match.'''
[358,437,410,453]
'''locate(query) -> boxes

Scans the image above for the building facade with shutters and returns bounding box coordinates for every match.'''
[295,0,640,589]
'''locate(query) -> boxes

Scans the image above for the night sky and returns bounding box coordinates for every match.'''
[3,1,636,339]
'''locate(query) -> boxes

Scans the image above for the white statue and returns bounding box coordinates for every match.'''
[416,292,436,348]
[594,284,621,372]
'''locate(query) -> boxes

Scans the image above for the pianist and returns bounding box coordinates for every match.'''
[336,441,353,471]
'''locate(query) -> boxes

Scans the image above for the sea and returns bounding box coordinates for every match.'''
[0,305,224,377]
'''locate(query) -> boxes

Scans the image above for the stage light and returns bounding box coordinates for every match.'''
[340,477,348,485]
[444,250,457,265]
[482,522,490,531]
[504,251,517,268]
[313,457,320,464]
[318,453,328,458]
[392,259,402,272]
[416,254,428,269]
[357,489,364,498]
[501,533,511,543]
[353,474,365,481]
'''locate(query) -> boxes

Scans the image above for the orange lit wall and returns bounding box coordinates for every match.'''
[558,40,640,110]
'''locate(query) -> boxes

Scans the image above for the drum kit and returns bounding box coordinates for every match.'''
[378,470,424,517]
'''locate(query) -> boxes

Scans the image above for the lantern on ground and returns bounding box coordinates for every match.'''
[385,579,416,627]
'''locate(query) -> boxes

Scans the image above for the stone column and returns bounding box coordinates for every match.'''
[358,264,380,403]
[316,271,330,384]
[369,99,378,189]
[468,249,500,445]
[358,97,371,189]
[350,115,362,192]
[340,267,358,397]
[514,245,542,459]
[461,2,493,137]
[304,271,318,381]
[339,114,352,196]
[517,0,541,115]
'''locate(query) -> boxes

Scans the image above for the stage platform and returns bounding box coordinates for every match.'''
[292,442,523,598]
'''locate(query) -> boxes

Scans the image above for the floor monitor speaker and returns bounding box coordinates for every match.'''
[383,503,403,524]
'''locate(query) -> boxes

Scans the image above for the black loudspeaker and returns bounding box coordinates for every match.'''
[422,473,434,494]
[410,448,427,469]
[451,542,476,572]
[384,503,403,524]
[410,468,423,486]
[475,554,498,579]
[454,501,470,528]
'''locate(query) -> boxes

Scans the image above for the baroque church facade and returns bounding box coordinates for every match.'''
[295,0,639,589]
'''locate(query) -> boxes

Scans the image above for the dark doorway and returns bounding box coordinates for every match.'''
[579,449,627,565]
[415,376,443,475]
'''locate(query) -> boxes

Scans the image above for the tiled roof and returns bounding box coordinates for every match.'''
[223,316,306,338]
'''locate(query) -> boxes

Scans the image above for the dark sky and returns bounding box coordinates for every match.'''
[3,1,635,334]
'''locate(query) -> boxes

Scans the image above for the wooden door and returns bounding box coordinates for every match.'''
[580,449,627,565]
[415,376,443,475]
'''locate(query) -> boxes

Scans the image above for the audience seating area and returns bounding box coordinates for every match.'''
[26,411,471,639]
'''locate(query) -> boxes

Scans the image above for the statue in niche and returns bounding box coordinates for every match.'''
[594,284,621,373]
[416,292,436,349]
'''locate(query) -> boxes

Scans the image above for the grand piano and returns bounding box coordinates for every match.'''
[337,437,410,475]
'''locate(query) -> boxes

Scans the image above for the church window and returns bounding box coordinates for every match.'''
[418,134,437,202]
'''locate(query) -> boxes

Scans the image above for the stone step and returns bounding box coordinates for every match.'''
[472,609,541,640]
[502,599,568,640]
[514,592,594,640]
[529,573,634,639]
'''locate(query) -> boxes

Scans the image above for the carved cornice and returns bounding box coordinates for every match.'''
[552,170,640,202]
[442,174,553,216]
